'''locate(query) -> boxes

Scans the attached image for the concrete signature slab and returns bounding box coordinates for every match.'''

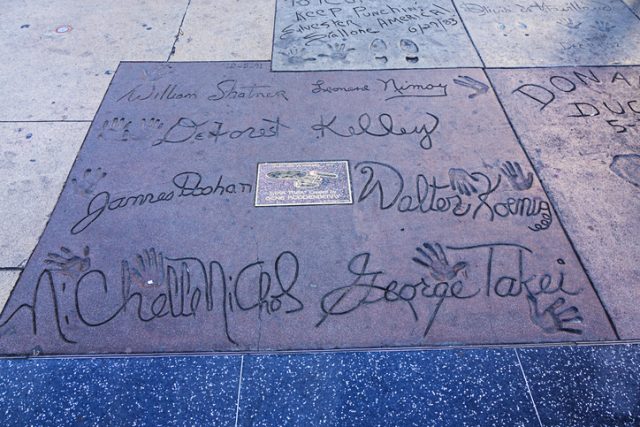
[0,62,616,356]
[488,66,640,338]
[457,0,640,67]
[271,0,482,70]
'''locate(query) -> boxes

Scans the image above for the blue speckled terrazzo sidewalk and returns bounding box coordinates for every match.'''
[1,344,639,426]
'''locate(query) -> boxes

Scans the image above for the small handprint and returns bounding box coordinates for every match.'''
[71,167,107,196]
[526,294,583,334]
[279,47,316,64]
[44,246,91,277]
[593,20,614,33]
[500,161,533,191]
[141,117,164,131]
[318,43,356,62]
[412,242,468,282]
[122,248,165,289]
[142,65,172,82]
[98,117,131,141]
[556,18,582,29]
[448,168,480,196]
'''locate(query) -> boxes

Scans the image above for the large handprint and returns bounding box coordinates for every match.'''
[97,117,131,141]
[412,242,468,282]
[318,43,356,61]
[526,294,583,335]
[122,248,165,290]
[279,47,316,64]
[500,161,533,191]
[448,168,480,196]
[44,246,91,277]
[71,167,107,196]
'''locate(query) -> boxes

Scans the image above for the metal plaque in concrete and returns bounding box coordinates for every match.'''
[0,62,616,356]
[271,0,482,70]
[457,0,640,67]
[488,66,640,338]
[255,161,353,207]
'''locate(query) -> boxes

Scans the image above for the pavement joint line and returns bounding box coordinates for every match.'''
[167,0,193,62]
[4,339,640,361]
[451,0,486,68]
[515,349,544,427]
[234,355,244,427]
[113,59,640,69]
[619,0,640,20]
[0,120,92,123]
[268,0,277,68]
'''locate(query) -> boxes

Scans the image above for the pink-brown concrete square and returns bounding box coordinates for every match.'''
[0,62,617,356]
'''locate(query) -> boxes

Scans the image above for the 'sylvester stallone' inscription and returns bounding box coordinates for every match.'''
[272,0,481,70]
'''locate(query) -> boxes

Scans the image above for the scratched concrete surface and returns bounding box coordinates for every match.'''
[0,62,617,356]
[172,0,275,61]
[489,66,640,339]
[0,122,89,268]
[457,0,640,67]
[272,0,483,70]
[0,0,187,121]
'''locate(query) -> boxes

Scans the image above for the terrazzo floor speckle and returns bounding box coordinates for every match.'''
[2,345,640,426]
[0,356,240,426]
[237,350,538,426]
[519,345,640,426]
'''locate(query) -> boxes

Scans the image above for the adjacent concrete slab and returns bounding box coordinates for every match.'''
[172,0,275,61]
[271,0,482,70]
[624,0,640,15]
[0,0,186,121]
[0,123,89,268]
[0,62,616,356]
[458,0,640,67]
[488,66,640,338]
